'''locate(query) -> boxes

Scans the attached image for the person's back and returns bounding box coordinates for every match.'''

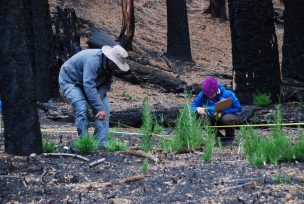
[60,49,103,84]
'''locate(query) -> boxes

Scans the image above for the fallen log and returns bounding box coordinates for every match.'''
[87,30,187,93]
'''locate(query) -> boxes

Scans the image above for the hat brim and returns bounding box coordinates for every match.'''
[102,46,130,72]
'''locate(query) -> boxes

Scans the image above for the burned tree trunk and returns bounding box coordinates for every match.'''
[51,7,81,98]
[0,0,42,155]
[281,1,304,101]
[32,0,54,102]
[204,0,228,21]
[228,0,281,104]
[118,0,135,51]
[166,0,192,61]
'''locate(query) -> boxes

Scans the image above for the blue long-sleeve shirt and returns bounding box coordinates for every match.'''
[59,49,113,114]
[191,83,241,117]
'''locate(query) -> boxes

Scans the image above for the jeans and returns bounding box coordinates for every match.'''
[59,76,110,148]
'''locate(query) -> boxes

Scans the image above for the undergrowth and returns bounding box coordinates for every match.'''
[240,105,304,168]
[43,141,56,153]
[253,92,272,107]
[105,140,127,152]
[160,104,204,152]
[140,93,154,152]
[73,134,99,155]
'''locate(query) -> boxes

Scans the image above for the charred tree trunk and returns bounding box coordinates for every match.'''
[228,0,281,104]
[118,0,135,51]
[32,0,54,102]
[166,0,192,61]
[0,0,42,155]
[51,7,81,98]
[204,0,228,21]
[281,1,304,101]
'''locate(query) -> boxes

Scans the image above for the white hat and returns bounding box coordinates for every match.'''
[101,45,130,72]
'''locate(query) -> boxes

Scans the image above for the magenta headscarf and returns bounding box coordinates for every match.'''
[202,76,218,97]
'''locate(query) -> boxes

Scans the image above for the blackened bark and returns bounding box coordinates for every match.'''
[212,0,228,21]
[32,0,53,102]
[228,0,281,104]
[204,0,228,21]
[166,0,192,61]
[118,0,135,51]
[0,0,42,155]
[51,7,81,98]
[281,1,304,101]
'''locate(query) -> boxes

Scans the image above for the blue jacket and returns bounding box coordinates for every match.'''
[59,49,113,114]
[191,83,241,117]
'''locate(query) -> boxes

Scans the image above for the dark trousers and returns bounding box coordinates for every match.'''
[211,114,240,138]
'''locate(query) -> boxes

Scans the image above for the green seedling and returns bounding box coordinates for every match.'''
[140,93,153,152]
[43,141,57,153]
[274,174,282,183]
[105,140,127,152]
[73,134,99,155]
[121,91,134,101]
[284,176,292,184]
[141,158,149,174]
[253,92,271,107]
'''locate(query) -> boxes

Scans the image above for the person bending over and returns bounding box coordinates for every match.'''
[58,45,129,149]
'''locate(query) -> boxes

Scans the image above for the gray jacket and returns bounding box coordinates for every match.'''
[59,49,113,114]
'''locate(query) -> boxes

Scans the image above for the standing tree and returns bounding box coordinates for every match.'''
[0,0,42,155]
[228,0,281,103]
[118,0,135,51]
[204,0,228,21]
[281,1,304,101]
[32,0,54,102]
[166,0,192,61]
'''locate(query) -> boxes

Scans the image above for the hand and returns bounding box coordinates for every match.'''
[95,110,106,120]
[197,107,207,115]
[215,112,222,118]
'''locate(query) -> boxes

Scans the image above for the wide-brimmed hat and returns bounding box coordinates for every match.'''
[202,76,218,97]
[101,45,130,71]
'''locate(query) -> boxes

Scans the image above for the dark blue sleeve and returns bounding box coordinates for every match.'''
[191,91,204,112]
[222,91,242,115]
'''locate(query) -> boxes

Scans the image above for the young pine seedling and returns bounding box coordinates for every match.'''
[141,158,149,174]
[105,140,127,152]
[73,135,99,155]
[253,93,271,107]
[43,141,57,153]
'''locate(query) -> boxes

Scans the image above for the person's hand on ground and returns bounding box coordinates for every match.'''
[95,110,106,120]
[197,107,207,115]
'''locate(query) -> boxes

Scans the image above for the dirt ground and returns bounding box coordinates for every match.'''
[2,0,304,203]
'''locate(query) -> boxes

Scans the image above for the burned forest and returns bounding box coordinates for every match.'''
[0,0,304,203]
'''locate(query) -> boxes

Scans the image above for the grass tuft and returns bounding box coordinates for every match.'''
[105,140,127,152]
[43,141,57,153]
[140,93,154,152]
[253,92,271,107]
[73,134,99,155]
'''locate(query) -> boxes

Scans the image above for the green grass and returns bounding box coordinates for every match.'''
[73,134,99,155]
[105,140,127,152]
[140,94,154,152]
[141,158,149,174]
[240,105,304,167]
[120,91,134,101]
[43,141,57,153]
[160,105,204,152]
[253,93,272,107]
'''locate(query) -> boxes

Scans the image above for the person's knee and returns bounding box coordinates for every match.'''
[219,114,240,125]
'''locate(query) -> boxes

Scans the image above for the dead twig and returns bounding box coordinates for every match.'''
[220,181,258,193]
[122,174,145,184]
[88,158,105,167]
[42,153,89,162]
[0,175,21,179]
[123,150,159,163]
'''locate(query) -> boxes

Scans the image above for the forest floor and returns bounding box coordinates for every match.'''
[2,0,304,203]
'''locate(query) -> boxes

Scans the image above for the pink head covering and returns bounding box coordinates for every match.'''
[202,76,218,97]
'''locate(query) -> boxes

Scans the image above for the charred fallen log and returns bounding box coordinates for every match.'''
[87,30,188,93]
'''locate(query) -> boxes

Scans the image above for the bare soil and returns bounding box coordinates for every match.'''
[2,0,304,203]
